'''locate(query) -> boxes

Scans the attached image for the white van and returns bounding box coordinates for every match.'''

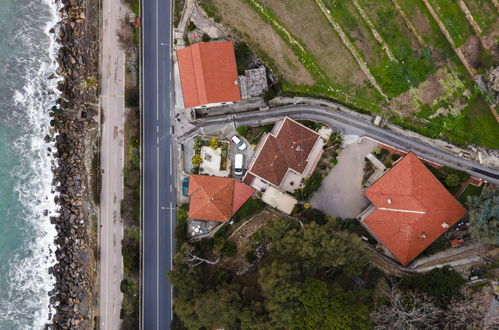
[234,154,244,176]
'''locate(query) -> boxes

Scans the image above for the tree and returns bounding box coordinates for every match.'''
[444,286,493,329]
[273,222,368,276]
[371,281,442,330]
[468,186,498,245]
[209,137,219,150]
[445,174,461,187]
[293,278,370,329]
[401,266,465,306]
[192,284,243,328]
[239,300,273,330]
[168,256,203,299]
[259,260,303,327]
[191,154,202,167]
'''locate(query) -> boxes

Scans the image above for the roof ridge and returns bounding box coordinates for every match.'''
[191,43,208,105]
[212,179,234,219]
[409,153,428,212]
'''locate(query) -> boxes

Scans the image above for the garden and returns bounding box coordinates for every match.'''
[190,136,229,175]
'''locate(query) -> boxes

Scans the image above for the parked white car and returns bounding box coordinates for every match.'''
[234,154,244,176]
[231,135,247,151]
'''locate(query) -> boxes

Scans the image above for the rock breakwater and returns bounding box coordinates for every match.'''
[46,0,99,328]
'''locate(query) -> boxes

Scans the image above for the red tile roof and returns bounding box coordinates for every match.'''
[247,118,321,186]
[188,175,255,222]
[177,42,241,108]
[363,153,467,266]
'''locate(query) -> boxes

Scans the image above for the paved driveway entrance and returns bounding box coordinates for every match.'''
[311,137,377,218]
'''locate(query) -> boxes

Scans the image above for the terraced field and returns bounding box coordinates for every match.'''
[198,0,499,148]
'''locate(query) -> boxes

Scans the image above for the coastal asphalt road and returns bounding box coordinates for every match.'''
[184,105,499,185]
[142,0,175,328]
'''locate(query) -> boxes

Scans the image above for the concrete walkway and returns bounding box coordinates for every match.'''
[311,138,377,218]
[98,0,126,327]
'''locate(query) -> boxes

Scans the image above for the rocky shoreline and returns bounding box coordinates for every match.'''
[46,0,100,328]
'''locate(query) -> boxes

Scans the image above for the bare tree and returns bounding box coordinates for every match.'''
[444,287,494,330]
[182,247,220,267]
[371,281,442,330]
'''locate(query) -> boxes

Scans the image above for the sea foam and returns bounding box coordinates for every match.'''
[3,0,62,328]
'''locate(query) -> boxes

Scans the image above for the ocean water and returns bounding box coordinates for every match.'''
[0,0,60,328]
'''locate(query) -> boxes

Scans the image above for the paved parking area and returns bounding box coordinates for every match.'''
[228,135,254,178]
[311,138,377,218]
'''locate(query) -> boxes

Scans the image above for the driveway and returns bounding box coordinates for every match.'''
[311,137,377,218]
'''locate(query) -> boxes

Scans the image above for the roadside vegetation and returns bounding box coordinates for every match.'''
[120,106,141,330]
[119,6,141,324]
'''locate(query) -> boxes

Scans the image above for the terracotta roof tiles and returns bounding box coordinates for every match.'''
[177,42,241,108]
[247,118,321,186]
[363,153,467,266]
[188,175,255,222]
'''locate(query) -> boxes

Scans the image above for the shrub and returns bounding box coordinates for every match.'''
[236,125,249,138]
[201,33,211,42]
[191,154,203,167]
[296,172,323,200]
[186,21,196,32]
[125,87,139,107]
[175,205,189,251]
[120,278,135,295]
[245,251,257,263]
[391,154,401,161]
[401,266,465,306]
[209,137,219,150]
[221,241,237,257]
[445,174,461,187]
[122,232,140,274]
[232,198,265,222]
[301,208,326,225]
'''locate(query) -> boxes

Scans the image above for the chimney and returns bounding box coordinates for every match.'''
[441,222,449,229]
[420,232,427,239]
[387,198,392,204]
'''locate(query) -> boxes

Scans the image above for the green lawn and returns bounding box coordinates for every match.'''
[360,0,436,91]
[458,184,484,205]
[462,0,499,36]
[427,0,475,47]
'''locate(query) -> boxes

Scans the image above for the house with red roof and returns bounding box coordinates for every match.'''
[357,153,467,266]
[187,175,255,222]
[242,118,325,213]
[177,41,241,109]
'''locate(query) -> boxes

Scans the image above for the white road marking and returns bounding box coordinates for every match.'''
[156,145,160,329]
[169,143,172,176]
[170,201,173,317]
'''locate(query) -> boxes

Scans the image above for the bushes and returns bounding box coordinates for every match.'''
[401,266,465,306]
[236,125,249,138]
[295,172,323,200]
[175,205,189,251]
[221,241,237,257]
[122,230,140,274]
[125,87,139,107]
[232,198,265,222]
[390,154,401,162]
[301,208,326,225]
[245,251,257,263]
